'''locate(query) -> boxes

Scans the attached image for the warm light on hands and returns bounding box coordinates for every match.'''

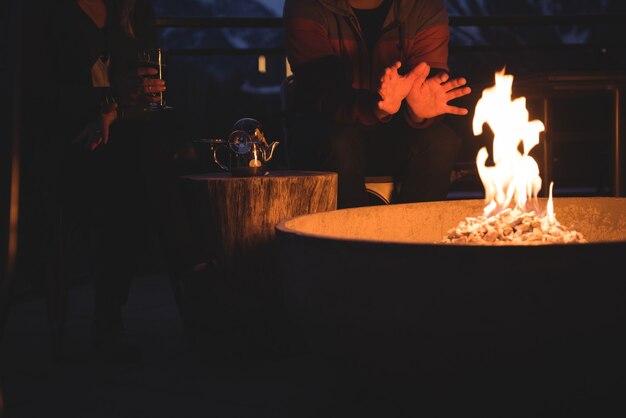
[118,67,166,106]
[377,61,429,116]
[137,67,166,104]
[406,70,471,122]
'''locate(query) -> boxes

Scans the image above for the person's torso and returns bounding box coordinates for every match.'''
[287,0,449,91]
[57,0,155,113]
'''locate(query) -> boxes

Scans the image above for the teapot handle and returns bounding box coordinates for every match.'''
[213,146,230,171]
[197,138,230,172]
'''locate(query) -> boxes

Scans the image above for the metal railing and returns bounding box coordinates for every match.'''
[156,15,626,56]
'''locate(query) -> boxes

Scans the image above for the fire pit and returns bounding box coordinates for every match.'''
[275,198,626,412]
[275,70,626,413]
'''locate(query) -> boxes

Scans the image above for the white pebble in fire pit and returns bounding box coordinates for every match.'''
[442,208,587,245]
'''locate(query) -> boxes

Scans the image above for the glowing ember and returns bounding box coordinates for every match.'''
[442,208,586,245]
[443,69,587,245]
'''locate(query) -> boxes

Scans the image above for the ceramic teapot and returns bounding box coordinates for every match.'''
[213,118,279,177]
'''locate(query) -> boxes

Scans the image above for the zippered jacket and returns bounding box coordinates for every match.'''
[283,0,450,126]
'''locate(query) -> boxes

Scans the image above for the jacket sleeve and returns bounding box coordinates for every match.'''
[401,0,451,128]
[283,2,381,126]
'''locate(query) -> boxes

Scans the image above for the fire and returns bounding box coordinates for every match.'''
[473,68,549,217]
[441,68,587,244]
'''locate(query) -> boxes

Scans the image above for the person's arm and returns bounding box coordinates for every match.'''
[404,35,451,127]
[112,0,162,111]
[283,2,382,125]
[399,0,455,127]
[403,22,468,127]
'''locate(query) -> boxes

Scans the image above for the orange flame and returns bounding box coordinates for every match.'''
[473,68,553,219]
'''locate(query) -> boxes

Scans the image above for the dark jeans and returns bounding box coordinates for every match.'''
[60,118,205,329]
[286,112,461,208]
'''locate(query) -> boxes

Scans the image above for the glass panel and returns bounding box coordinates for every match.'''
[151,0,284,17]
[158,27,284,50]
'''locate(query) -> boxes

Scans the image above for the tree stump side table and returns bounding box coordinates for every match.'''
[178,170,337,352]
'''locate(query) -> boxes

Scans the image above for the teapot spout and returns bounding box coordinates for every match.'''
[263,141,280,162]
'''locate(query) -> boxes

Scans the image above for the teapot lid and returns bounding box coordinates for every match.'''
[228,130,252,154]
[229,118,267,154]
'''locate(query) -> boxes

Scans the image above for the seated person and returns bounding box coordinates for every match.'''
[283,0,471,208]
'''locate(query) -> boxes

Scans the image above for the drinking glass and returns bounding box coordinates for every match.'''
[137,47,172,111]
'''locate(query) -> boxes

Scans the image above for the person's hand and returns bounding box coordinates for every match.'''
[117,67,166,107]
[377,61,430,117]
[74,102,118,151]
[405,70,471,123]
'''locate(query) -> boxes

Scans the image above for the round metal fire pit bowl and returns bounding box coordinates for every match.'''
[276,197,626,415]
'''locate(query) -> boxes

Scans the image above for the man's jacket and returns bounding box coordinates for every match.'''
[283,0,450,126]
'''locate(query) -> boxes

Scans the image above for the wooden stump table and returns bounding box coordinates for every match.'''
[178,170,337,355]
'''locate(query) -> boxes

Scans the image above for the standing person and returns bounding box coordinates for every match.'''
[283,0,472,208]
[20,0,214,362]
